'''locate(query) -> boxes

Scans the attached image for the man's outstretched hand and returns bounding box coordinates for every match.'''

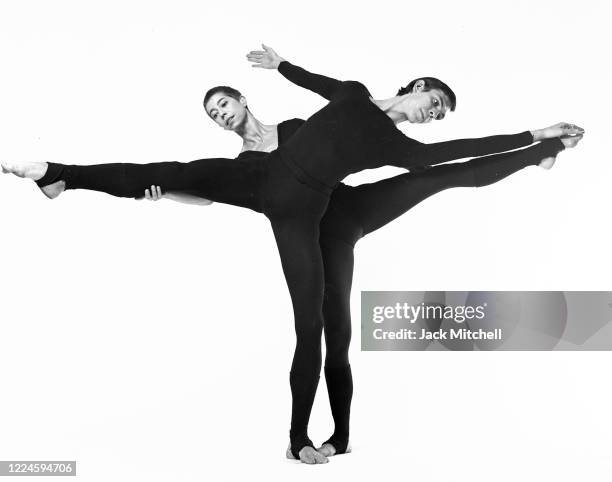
[246,44,285,69]
[533,122,585,141]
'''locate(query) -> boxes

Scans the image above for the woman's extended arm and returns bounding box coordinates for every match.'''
[246,44,342,100]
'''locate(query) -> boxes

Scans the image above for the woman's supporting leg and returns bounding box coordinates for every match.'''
[269,216,328,463]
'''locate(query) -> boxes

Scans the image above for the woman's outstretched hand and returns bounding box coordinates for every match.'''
[144,185,163,201]
[532,122,585,141]
[140,185,213,206]
[246,44,285,69]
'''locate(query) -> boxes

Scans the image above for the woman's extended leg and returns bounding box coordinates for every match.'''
[262,163,332,464]
[2,158,264,210]
[317,138,566,456]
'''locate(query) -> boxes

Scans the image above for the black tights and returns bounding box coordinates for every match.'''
[34,139,563,458]
[316,140,563,454]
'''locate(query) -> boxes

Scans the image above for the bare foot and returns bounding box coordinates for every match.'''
[38,180,66,199]
[317,443,336,457]
[539,133,584,170]
[539,156,557,170]
[1,161,65,199]
[286,443,329,464]
[1,161,48,180]
[561,134,584,149]
[317,442,352,457]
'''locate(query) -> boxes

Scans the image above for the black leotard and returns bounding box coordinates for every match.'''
[34,62,544,458]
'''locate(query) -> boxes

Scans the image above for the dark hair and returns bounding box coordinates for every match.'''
[203,86,244,111]
[397,77,456,111]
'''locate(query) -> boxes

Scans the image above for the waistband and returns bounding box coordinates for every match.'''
[278,148,337,196]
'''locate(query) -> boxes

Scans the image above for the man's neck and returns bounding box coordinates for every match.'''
[371,97,407,124]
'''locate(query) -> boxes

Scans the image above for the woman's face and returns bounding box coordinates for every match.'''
[205,93,248,131]
[402,88,450,124]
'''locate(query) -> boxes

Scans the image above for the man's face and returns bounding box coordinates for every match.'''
[404,87,451,124]
[205,93,248,130]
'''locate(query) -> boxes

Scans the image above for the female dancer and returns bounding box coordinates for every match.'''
[1,50,582,463]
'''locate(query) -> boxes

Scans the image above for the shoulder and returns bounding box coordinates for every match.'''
[279,118,306,129]
[278,118,306,143]
[236,149,266,160]
[342,80,371,96]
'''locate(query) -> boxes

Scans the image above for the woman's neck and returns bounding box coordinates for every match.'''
[235,111,276,150]
[371,97,407,124]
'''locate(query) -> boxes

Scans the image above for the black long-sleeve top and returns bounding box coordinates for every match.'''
[276,61,534,191]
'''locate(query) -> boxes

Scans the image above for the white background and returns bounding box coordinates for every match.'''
[1,0,611,480]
